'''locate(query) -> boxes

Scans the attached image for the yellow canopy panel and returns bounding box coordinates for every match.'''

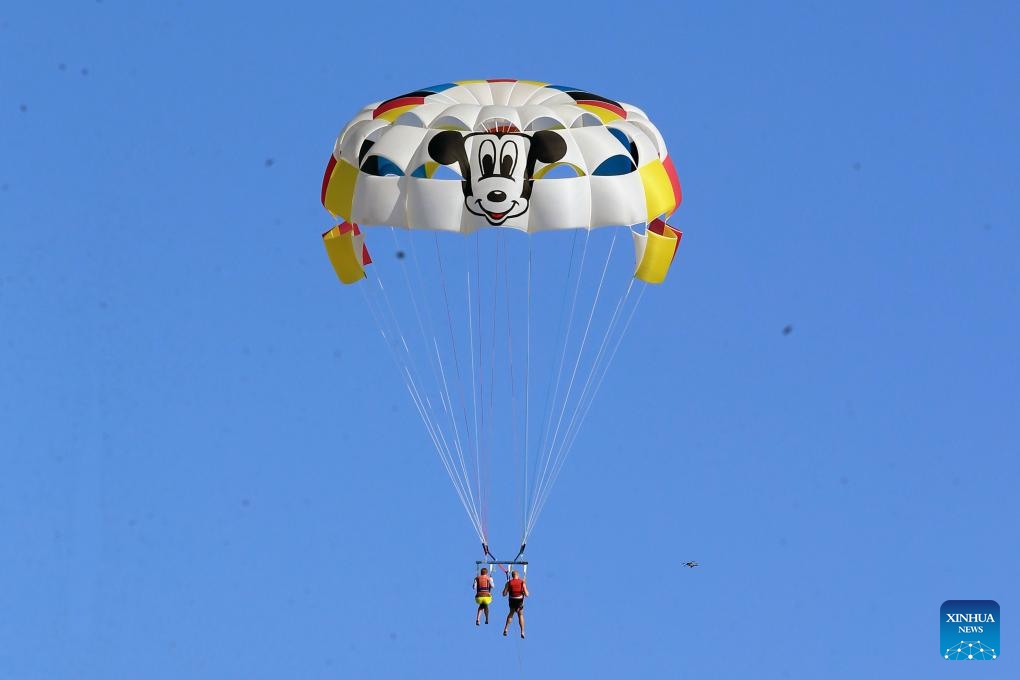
[323,222,372,284]
[632,219,683,284]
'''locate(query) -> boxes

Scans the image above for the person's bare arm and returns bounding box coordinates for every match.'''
[502,582,509,596]
[523,583,530,597]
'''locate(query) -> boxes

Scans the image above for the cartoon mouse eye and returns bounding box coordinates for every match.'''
[479,139,496,177]
[499,140,518,177]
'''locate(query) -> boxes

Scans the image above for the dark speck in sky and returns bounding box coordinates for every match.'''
[19,104,27,112]
[396,250,406,259]
[783,324,793,335]
[839,475,849,486]
[265,158,274,167]
[81,67,89,76]
[852,162,861,171]
[58,63,66,71]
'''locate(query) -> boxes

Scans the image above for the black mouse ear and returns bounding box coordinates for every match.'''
[427,130,469,168]
[427,130,472,197]
[522,130,568,200]
[529,130,567,164]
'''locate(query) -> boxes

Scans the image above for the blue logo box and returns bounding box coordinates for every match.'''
[941,600,999,660]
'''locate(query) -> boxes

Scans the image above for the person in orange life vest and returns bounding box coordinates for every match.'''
[501,570,529,638]
[473,567,495,625]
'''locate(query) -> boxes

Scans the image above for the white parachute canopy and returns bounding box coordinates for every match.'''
[320,80,684,553]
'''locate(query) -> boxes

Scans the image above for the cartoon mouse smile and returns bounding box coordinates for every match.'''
[427,130,568,226]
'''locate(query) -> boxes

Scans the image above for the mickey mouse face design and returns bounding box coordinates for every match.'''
[428,130,568,226]
[465,134,528,224]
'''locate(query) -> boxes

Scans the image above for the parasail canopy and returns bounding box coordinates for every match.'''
[320,80,685,555]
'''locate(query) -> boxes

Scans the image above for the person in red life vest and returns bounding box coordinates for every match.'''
[501,570,529,638]
[473,567,494,625]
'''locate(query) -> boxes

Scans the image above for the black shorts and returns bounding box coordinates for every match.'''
[508,598,524,613]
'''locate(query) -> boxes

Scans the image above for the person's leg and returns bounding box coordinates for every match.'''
[517,610,525,638]
[476,604,482,625]
[503,609,513,635]
[484,603,489,624]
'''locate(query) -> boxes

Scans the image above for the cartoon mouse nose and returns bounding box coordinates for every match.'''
[487,190,507,203]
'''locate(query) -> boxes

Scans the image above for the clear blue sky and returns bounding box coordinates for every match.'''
[2,1,1018,678]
